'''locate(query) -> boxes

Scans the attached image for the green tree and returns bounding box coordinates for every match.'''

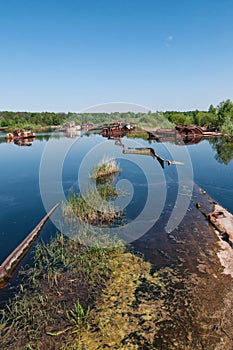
[217,99,233,127]
[208,104,216,115]
[0,118,8,127]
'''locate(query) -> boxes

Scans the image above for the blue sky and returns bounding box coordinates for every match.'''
[0,0,233,112]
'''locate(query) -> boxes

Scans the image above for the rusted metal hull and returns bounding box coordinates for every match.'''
[100,122,135,138]
[0,203,59,288]
[6,130,36,141]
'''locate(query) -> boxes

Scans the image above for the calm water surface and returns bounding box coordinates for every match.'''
[1,131,233,347]
[0,132,232,286]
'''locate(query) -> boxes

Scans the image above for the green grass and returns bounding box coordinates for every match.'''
[66,300,90,331]
[0,233,125,349]
[0,232,167,350]
[62,184,121,226]
[90,158,121,179]
[126,130,149,140]
[0,157,163,350]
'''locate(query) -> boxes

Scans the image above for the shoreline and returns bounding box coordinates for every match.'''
[195,188,233,277]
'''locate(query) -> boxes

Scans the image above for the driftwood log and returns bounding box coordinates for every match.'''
[0,203,59,288]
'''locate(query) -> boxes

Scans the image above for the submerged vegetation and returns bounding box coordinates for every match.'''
[0,156,168,349]
[1,120,233,349]
[0,232,172,349]
[0,234,124,349]
[62,184,121,226]
[63,159,123,227]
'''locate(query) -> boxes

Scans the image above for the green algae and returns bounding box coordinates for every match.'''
[0,234,166,350]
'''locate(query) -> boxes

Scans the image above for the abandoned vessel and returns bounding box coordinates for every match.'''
[6,129,35,141]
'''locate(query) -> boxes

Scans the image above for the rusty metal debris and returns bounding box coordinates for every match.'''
[0,203,59,288]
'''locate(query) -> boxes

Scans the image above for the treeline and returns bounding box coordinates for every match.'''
[1,99,233,134]
[0,111,67,129]
[165,99,233,135]
[69,111,173,129]
[0,110,173,130]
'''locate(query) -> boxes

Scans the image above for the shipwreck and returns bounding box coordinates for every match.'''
[6,129,35,141]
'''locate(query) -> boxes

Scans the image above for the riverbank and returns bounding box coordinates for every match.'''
[196,190,233,278]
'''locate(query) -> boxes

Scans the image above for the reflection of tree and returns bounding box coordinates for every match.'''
[0,132,65,145]
[209,137,233,164]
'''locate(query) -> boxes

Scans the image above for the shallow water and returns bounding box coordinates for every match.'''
[0,131,232,261]
[0,132,233,309]
[1,131,233,348]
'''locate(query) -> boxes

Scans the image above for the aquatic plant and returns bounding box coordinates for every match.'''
[0,226,179,350]
[90,158,121,179]
[0,233,125,349]
[66,300,90,330]
[126,129,149,140]
[62,185,121,226]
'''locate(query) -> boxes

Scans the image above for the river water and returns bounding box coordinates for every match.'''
[0,132,232,263]
[0,131,233,347]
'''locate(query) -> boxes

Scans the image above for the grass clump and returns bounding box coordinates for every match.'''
[63,158,123,227]
[90,158,121,179]
[126,129,149,140]
[62,184,122,226]
[66,300,90,331]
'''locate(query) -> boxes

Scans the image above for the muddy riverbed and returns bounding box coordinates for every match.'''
[131,184,233,349]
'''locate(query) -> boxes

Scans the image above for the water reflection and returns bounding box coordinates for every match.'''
[13,138,35,146]
[209,137,233,164]
[64,130,81,138]
[0,131,233,309]
[0,131,83,146]
[149,131,233,164]
[147,129,207,145]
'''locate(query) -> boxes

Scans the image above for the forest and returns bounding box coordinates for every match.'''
[1,99,233,135]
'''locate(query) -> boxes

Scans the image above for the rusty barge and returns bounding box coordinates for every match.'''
[145,126,224,145]
[100,121,135,138]
[6,129,36,141]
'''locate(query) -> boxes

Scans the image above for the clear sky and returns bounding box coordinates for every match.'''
[0,0,233,112]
